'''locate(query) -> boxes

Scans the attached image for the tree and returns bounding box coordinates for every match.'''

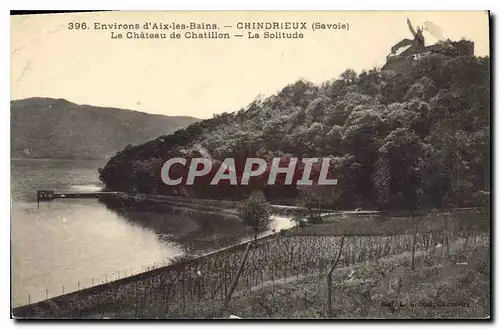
[238,190,272,242]
[340,69,358,85]
[375,128,425,210]
[373,156,390,209]
[298,186,322,224]
[327,235,345,317]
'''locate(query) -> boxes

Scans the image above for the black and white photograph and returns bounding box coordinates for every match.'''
[10,10,491,319]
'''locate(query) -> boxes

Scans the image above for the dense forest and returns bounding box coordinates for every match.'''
[99,52,490,211]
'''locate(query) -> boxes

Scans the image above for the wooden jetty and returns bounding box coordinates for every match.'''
[36,190,121,207]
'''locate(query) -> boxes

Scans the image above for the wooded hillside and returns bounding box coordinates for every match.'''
[99,53,490,210]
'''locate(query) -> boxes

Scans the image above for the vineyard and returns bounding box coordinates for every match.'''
[14,211,490,319]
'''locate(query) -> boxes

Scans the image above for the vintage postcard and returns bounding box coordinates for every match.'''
[10,11,491,319]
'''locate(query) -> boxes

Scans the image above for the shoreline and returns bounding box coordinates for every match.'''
[12,205,489,312]
[11,227,282,313]
[12,229,490,318]
[13,192,488,314]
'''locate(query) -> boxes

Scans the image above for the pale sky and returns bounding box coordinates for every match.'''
[11,11,489,119]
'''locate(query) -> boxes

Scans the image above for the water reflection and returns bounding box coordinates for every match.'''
[11,159,298,308]
[11,160,185,307]
[98,197,255,254]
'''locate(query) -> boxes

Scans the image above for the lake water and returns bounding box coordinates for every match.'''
[10,159,296,308]
[10,159,185,307]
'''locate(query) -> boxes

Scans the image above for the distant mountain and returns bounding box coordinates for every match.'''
[11,97,199,160]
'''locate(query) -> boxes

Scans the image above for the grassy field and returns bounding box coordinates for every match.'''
[13,208,490,319]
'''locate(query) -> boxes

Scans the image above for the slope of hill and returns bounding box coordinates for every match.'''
[99,52,490,210]
[11,98,199,160]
